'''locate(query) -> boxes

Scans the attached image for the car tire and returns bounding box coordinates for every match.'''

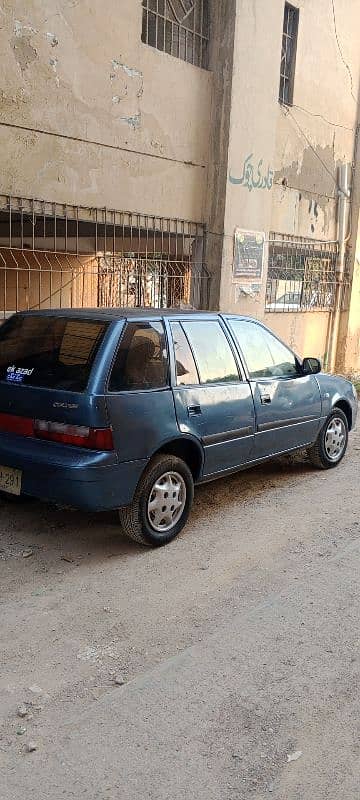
[119,454,194,547]
[307,408,349,469]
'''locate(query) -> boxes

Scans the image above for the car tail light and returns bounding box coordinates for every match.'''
[0,412,33,437]
[34,421,114,450]
[0,413,113,450]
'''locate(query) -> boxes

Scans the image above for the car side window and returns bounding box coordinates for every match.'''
[230,320,299,379]
[182,321,240,384]
[170,322,199,385]
[109,321,168,391]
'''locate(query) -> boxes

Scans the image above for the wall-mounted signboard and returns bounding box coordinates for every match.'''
[233,229,265,280]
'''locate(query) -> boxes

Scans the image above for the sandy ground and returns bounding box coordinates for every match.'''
[1,424,360,799]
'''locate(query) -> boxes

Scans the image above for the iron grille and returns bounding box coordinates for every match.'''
[279,2,299,105]
[266,233,338,313]
[141,0,209,69]
[0,196,209,318]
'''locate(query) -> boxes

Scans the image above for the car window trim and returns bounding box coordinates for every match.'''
[168,320,201,388]
[218,317,246,382]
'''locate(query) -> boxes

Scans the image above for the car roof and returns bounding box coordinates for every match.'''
[13,308,257,322]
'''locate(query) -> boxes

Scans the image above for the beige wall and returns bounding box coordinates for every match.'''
[0,0,212,220]
[218,0,360,363]
[336,220,360,375]
[267,311,331,364]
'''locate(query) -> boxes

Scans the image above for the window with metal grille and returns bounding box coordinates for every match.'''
[0,196,210,317]
[266,233,338,313]
[141,0,209,69]
[279,3,299,105]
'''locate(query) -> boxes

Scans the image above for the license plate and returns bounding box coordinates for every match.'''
[0,465,22,495]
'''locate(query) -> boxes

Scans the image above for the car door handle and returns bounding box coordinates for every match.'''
[187,405,202,416]
[260,393,271,404]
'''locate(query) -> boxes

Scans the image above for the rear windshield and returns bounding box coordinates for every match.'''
[0,315,109,392]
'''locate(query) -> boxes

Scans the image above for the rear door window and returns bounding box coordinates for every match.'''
[0,315,108,391]
[109,321,169,391]
[181,321,240,384]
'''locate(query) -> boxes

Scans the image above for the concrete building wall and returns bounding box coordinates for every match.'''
[0,0,212,220]
[0,0,359,369]
[217,0,360,367]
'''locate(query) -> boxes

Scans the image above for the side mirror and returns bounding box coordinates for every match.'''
[302,357,321,375]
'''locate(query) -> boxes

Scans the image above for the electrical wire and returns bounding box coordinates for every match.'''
[273,178,337,201]
[331,0,357,103]
[291,104,354,132]
[0,120,206,170]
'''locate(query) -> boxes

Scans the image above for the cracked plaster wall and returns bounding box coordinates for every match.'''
[1,0,360,366]
[218,0,360,363]
[0,0,212,219]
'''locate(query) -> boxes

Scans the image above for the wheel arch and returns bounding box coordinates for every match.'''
[333,398,353,431]
[152,435,204,481]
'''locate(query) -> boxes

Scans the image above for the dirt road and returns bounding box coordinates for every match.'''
[1,425,360,799]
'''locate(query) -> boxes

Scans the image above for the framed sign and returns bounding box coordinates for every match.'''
[233,229,265,280]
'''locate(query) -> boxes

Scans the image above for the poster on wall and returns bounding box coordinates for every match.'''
[233,229,265,280]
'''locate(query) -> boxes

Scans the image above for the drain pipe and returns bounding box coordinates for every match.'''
[328,163,351,372]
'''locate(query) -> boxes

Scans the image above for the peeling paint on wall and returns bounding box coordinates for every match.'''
[109,59,143,129]
[122,64,142,81]
[11,21,60,80]
[110,59,143,97]
[45,32,59,48]
[49,57,60,88]
[111,60,142,77]
[11,37,38,71]
[11,22,38,71]
[275,145,337,199]
[273,143,339,238]
[119,113,141,130]
[14,21,38,37]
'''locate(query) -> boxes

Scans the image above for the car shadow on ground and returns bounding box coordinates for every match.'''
[0,452,315,565]
[191,451,314,522]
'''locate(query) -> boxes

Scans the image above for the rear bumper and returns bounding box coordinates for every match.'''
[0,432,147,511]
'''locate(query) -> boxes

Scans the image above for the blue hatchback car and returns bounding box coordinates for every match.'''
[0,309,357,546]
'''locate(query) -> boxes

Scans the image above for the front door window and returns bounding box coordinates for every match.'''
[229,320,299,379]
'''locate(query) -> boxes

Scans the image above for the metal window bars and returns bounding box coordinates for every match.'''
[279,2,299,105]
[0,196,210,318]
[141,0,209,69]
[265,232,350,313]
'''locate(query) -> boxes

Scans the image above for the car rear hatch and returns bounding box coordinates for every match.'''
[0,313,112,447]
